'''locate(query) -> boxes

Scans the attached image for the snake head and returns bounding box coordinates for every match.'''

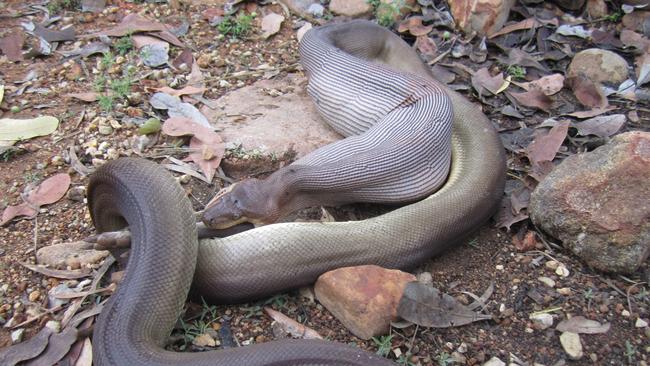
[202,179,273,229]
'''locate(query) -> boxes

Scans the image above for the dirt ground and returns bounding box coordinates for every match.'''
[0,0,648,365]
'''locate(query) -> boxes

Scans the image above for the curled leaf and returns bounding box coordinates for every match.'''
[264,307,322,339]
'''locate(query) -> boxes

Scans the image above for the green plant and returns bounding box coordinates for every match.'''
[0,148,17,162]
[109,75,133,100]
[506,65,526,79]
[624,340,636,364]
[605,11,623,23]
[397,352,417,366]
[93,75,107,93]
[177,300,220,350]
[47,0,79,14]
[114,35,134,55]
[372,335,393,357]
[217,13,256,38]
[23,171,42,183]
[436,352,454,366]
[101,51,114,70]
[97,95,114,112]
[467,238,479,248]
[367,0,404,28]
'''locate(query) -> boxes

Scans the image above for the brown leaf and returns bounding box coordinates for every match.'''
[415,35,437,59]
[25,173,71,206]
[512,231,538,252]
[154,86,206,97]
[471,67,506,96]
[397,282,491,328]
[565,106,616,119]
[510,187,530,214]
[85,14,184,47]
[489,18,540,39]
[172,48,194,68]
[26,326,78,366]
[526,121,569,166]
[264,307,322,339]
[495,196,528,230]
[0,31,24,62]
[510,89,553,112]
[620,29,650,52]
[261,12,284,39]
[636,52,650,85]
[0,326,53,365]
[516,74,564,95]
[66,92,100,102]
[1,204,37,226]
[556,316,610,334]
[573,114,626,138]
[131,35,168,49]
[397,17,433,36]
[566,75,608,109]
[504,48,548,72]
[20,262,91,279]
[34,24,76,43]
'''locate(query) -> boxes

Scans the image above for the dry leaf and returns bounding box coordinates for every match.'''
[566,75,608,109]
[26,326,78,365]
[154,86,206,97]
[504,48,548,72]
[415,35,437,59]
[85,14,183,47]
[264,307,323,339]
[397,282,492,327]
[261,13,284,39]
[1,173,71,226]
[471,68,506,96]
[512,231,537,252]
[495,196,528,230]
[66,92,100,102]
[0,326,53,365]
[489,18,540,39]
[565,106,616,119]
[0,116,59,142]
[132,35,168,49]
[172,48,194,68]
[398,17,433,36]
[556,316,610,334]
[34,24,76,43]
[510,89,553,112]
[0,31,24,62]
[573,114,626,138]
[517,74,564,95]
[1,205,37,226]
[526,120,569,166]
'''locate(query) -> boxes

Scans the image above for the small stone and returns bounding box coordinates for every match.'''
[11,328,24,343]
[560,332,584,360]
[457,342,468,353]
[178,174,191,184]
[636,318,648,327]
[98,124,113,135]
[622,309,630,317]
[589,353,598,362]
[48,283,72,308]
[314,265,416,339]
[545,260,560,270]
[197,54,212,68]
[219,79,231,88]
[495,264,504,270]
[28,290,40,302]
[192,333,216,347]
[557,287,572,296]
[530,313,554,329]
[307,3,325,17]
[329,0,372,17]
[483,356,506,366]
[568,49,630,85]
[416,271,433,286]
[51,155,64,166]
[538,276,556,288]
[555,265,570,277]
[45,320,61,332]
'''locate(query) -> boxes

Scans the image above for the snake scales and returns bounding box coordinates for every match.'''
[89,20,505,365]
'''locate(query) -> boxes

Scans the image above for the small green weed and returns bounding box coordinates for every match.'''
[467,238,480,249]
[605,11,623,23]
[0,148,17,162]
[367,0,404,28]
[101,51,114,70]
[23,171,42,183]
[178,300,220,350]
[97,95,114,112]
[624,340,636,364]
[114,35,134,56]
[109,75,133,100]
[93,75,107,93]
[47,0,79,14]
[372,335,393,357]
[436,352,454,366]
[506,65,526,79]
[397,352,417,366]
[217,13,256,38]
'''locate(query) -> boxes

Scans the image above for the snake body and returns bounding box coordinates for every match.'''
[89,21,505,366]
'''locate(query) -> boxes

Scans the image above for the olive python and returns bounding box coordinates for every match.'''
[88,20,506,365]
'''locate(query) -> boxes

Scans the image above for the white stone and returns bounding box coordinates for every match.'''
[483,356,506,366]
[538,276,556,288]
[11,328,24,343]
[530,313,554,329]
[635,318,648,327]
[560,332,584,360]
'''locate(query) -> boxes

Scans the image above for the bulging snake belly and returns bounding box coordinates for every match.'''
[88,20,506,366]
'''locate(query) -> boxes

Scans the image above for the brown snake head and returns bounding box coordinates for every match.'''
[202,179,278,229]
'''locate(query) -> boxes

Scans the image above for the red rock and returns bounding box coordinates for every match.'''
[449,0,516,36]
[314,265,415,339]
[530,131,650,273]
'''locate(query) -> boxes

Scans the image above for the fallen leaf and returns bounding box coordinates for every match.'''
[526,120,569,166]
[556,316,610,334]
[57,42,109,58]
[510,187,530,214]
[26,326,78,366]
[20,262,91,279]
[34,24,76,43]
[0,116,59,142]
[397,17,433,36]
[132,34,168,49]
[397,282,491,327]
[489,18,540,39]
[495,196,529,230]
[172,48,194,68]
[154,85,206,97]
[516,74,564,95]
[510,89,553,112]
[0,32,24,62]
[556,24,592,39]
[84,14,184,47]
[1,173,71,226]
[636,53,650,85]
[620,29,650,51]
[573,114,626,138]
[261,12,284,39]
[0,205,37,226]
[565,106,616,119]
[73,337,92,366]
[0,326,53,365]
[471,68,507,96]
[264,307,322,339]
[566,75,608,109]
[66,92,100,102]
[503,48,548,72]
[512,231,537,252]
[149,92,210,127]
[415,35,437,59]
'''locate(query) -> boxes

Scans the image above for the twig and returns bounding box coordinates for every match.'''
[11,305,64,329]
[428,48,451,66]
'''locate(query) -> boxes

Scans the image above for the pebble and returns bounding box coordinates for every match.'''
[560,331,583,360]
[308,3,325,17]
[530,313,554,329]
[622,309,630,317]
[556,287,572,296]
[495,264,504,270]
[11,328,24,343]
[51,155,64,166]
[545,260,560,270]
[635,318,648,327]
[45,320,61,332]
[98,124,113,135]
[48,283,72,308]
[555,265,570,277]
[483,356,506,366]
[538,276,556,288]
[416,271,433,286]
[28,290,40,302]
[192,333,216,347]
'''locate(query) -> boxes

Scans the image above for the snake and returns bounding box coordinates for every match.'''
[88,20,505,366]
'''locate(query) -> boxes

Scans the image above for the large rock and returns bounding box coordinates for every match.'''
[567,49,630,85]
[200,74,341,158]
[36,241,110,269]
[329,0,372,18]
[530,131,650,273]
[449,0,516,36]
[314,265,415,339]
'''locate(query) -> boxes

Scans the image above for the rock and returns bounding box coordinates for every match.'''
[314,265,415,339]
[557,287,572,296]
[36,241,110,269]
[48,283,72,308]
[11,328,24,343]
[567,49,630,85]
[449,0,516,36]
[200,74,341,158]
[636,318,648,327]
[307,3,325,17]
[559,332,584,360]
[66,186,86,202]
[416,271,433,286]
[192,333,216,347]
[45,320,61,333]
[530,132,650,273]
[483,356,506,366]
[282,0,320,18]
[530,313,554,329]
[28,290,40,302]
[538,276,556,288]
[329,0,372,18]
[586,0,608,18]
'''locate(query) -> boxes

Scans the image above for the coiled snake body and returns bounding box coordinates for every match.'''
[89,21,505,365]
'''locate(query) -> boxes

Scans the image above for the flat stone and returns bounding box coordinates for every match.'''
[201,74,341,158]
[36,241,110,270]
[314,265,415,340]
[192,333,216,347]
[559,331,584,360]
[530,131,650,273]
[538,276,556,288]
[568,49,630,85]
[483,356,506,366]
[530,313,554,329]
[11,328,24,344]
[449,0,516,36]
[329,0,372,17]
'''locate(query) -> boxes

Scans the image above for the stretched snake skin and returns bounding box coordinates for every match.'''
[89,20,505,366]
